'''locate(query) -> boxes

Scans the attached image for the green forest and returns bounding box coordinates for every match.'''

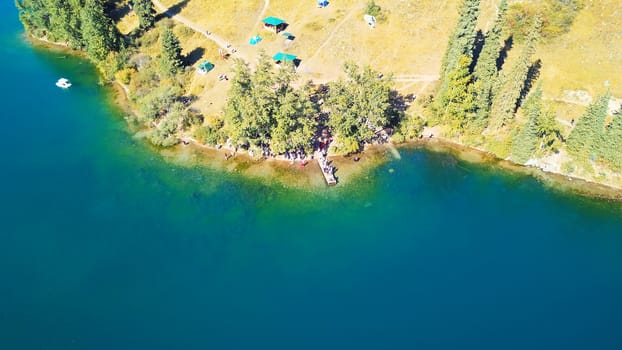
[15,0,622,175]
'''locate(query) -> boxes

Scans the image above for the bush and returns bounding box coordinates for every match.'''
[175,26,194,39]
[139,28,160,47]
[561,161,576,174]
[399,114,426,139]
[194,126,222,146]
[391,132,406,144]
[505,0,584,42]
[115,68,135,84]
[365,0,387,22]
[98,51,124,82]
[333,137,360,155]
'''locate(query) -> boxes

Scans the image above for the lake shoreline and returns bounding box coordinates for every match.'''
[27,35,622,201]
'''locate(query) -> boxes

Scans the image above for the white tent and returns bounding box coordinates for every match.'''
[364,14,376,28]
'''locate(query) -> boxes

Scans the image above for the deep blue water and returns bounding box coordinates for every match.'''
[1,4,622,349]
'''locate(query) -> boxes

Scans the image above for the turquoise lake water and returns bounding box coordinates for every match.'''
[2,4,622,349]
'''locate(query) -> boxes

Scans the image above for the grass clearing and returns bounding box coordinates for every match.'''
[127,0,620,159]
[537,0,622,97]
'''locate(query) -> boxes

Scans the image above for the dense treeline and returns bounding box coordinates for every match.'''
[221,54,318,155]
[430,1,552,152]
[567,93,622,170]
[430,0,621,174]
[326,62,401,154]
[16,0,404,155]
[16,0,121,63]
[200,55,401,156]
[17,0,619,176]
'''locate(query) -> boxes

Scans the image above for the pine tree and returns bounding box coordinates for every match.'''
[435,0,480,128]
[133,0,156,30]
[248,52,278,145]
[224,59,253,144]
[17,0,83,45]
[160,27,183,75]
[442,55,478,131]
[271,81,318,154]
[567,93,610,161]
[326,62,396,153]
[48,1,73,42]
[472,0,507,130]
[510,83,542,163]
[81,0,119,62]
[223,54,317,152]
[16,0,49,38]
[489,16,541,130]
[601,113,622,170]
[67,0,85,47]
[440,0,481,77]
[534,103,561,156]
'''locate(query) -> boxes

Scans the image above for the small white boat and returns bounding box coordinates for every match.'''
[56,78,72,89]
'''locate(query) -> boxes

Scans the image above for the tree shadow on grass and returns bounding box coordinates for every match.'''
[155,0,190,21]
[388,90,410,127]
[470,29,485,73]
[496,36,513,71]
[108,1,132,22]
[517,59,542,110]
[185,47,205,66]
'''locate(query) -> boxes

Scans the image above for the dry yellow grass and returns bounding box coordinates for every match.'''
[158,0,263,42]
[121,0,621,124]
[537,0,622,98]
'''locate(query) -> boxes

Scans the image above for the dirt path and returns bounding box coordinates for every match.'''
[250,0,270,37]
[303,6,360,66]
[151,0,249,63]
[547,97,622,116]
[393,74,440,82]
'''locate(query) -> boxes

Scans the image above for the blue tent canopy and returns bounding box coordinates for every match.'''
[272,52,297,62]
[262,17,286,26]
[197,61,214,73]
[249,35,262,45]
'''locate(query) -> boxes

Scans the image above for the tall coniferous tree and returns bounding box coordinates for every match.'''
[489,16,541,130]
[326,62,395,153]
[81,0,119,62]
[67,0,85,47]
[601,113,622,169]
[160,27,183,76]
[442,55,478,130]
[436,0,480,127]
[567,92,610,160]
[472,0,507,130]
[133,0,156,30]
[17,0,83,45]
[510,83,543,163]
[440,0,481,77]
[47,0,73,43]
[224,59,253,143]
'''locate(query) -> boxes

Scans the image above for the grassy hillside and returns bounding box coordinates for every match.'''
[107,0,622,187]
[113,0,620,110]
[537,0,622,98]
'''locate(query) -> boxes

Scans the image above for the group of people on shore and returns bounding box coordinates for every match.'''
[216,134,339,171]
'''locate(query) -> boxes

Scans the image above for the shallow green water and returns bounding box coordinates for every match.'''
[1,5,622,349]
